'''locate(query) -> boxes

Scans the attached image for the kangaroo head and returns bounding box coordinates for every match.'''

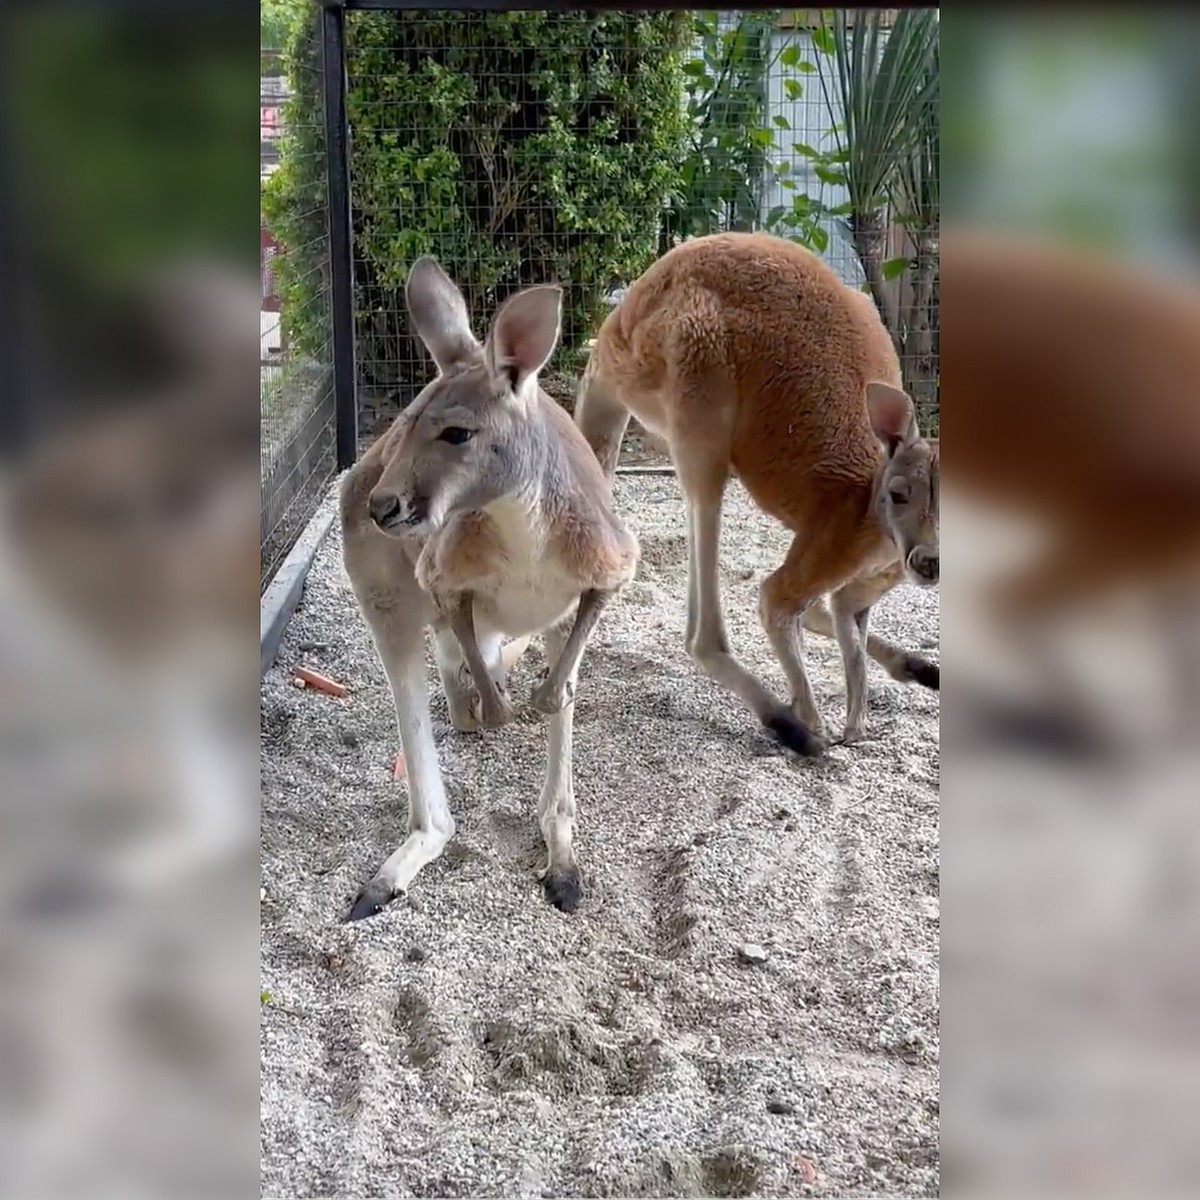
[866,382,939,588]
[368,257,562,539]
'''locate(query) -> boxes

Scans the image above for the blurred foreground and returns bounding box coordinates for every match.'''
[0,5,259,1196]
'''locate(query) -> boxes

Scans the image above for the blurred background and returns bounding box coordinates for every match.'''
[0,2,1198,1197]
[0,3,258,1196]
[941,7,1200,1198]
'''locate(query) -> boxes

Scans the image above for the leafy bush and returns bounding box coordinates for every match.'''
[667,11,777,241]
[260,5,331,364]
[261,0,302,50]
[264,9,688,406]
[668,13,853,257]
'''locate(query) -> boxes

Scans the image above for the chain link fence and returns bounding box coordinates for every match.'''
[260,38,336,593]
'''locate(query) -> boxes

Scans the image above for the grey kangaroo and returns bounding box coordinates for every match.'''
[340,257,639,919]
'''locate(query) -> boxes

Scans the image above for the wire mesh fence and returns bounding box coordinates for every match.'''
[345,8,937,445]
[259,35,336,593]
[261,5,938,588]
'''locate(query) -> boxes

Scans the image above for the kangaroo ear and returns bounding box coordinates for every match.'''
[865,382,917,455]
[486,285,562,390]
[405,257,481,373]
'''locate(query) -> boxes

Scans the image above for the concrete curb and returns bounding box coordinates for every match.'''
[260,501,337,677]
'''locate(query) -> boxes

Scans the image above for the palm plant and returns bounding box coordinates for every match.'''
[887,37,939,422]
[813,9,939,412]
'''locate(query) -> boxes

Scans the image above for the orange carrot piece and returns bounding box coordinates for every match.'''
[393,753,407,781]
[293,666,347,698]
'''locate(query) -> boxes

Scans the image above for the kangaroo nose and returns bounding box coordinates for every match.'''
[908,547,939,584]
[369,491,401,528]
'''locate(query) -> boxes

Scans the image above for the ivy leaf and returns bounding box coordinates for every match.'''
[883,256,911,281]
[783,78,803,101]
[772,115,790,130]
[811,25,835,55]
[780,43,802,68]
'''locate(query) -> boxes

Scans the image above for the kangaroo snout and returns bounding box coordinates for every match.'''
[368,490,401,528]
[368,489,427,532]
[907,545,939,586]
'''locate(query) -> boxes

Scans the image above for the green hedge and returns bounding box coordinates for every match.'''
[261,5,330,364]
[264,9,689,405]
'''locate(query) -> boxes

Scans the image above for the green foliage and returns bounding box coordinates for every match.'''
[668,11,777,239]
[798,10,940,425]
[261,0,303,51]
[888,38,939,237]
[14,10,246,291]
[673,13,845,258]
[261,5,330,364]
[817,9,939,221]
[264,10,688,399]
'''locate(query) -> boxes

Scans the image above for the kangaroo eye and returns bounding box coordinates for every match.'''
[439,426,474,445]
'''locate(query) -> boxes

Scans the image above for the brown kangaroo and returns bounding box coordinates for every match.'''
[341,257,638,919]
[575,232,939,753]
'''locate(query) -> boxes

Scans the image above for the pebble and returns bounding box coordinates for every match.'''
[794,1155,818,1184]
[767,1098,796,1116]
[405,945,428,963]
[738,942,769,965]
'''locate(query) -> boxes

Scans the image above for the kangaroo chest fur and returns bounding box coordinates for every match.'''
[441,494,580,638]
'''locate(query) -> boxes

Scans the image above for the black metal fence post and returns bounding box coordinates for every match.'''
[322,0,358,470]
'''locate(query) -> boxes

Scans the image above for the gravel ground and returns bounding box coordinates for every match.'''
[261,475,940,1198]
